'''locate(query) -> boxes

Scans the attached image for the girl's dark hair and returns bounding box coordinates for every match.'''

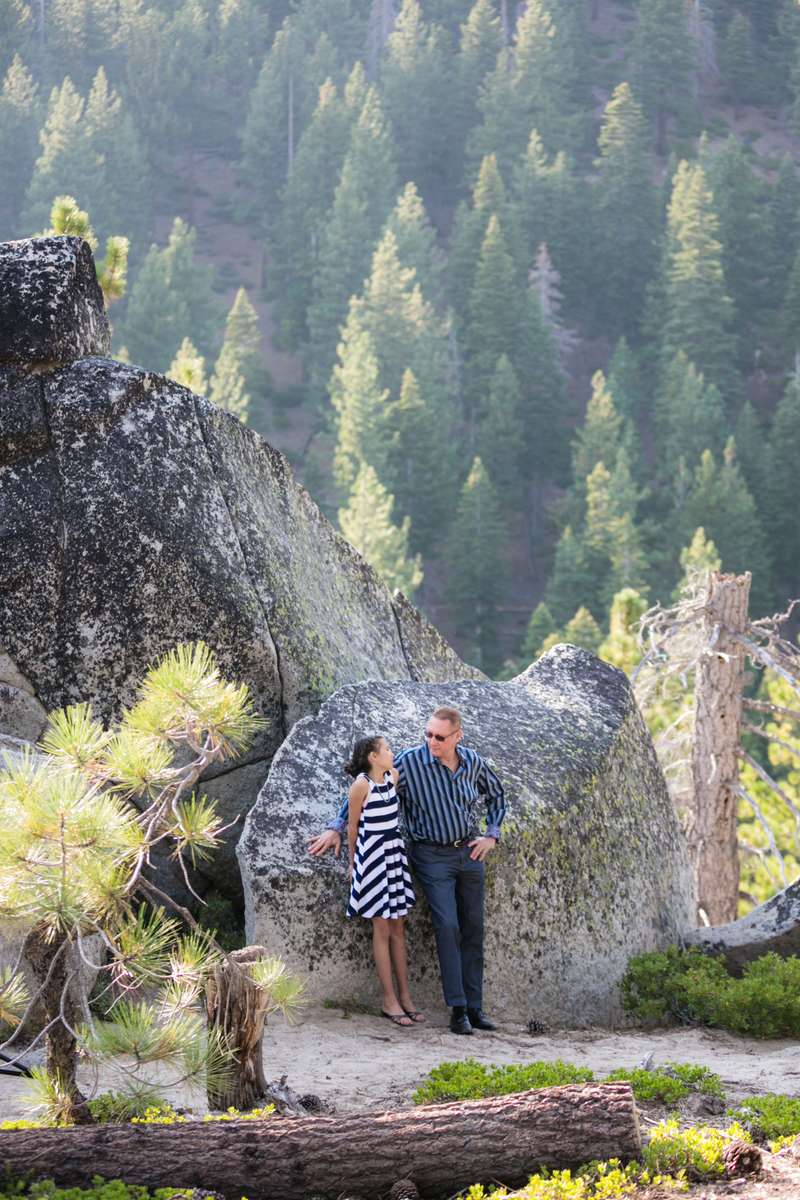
[345,735,383,778]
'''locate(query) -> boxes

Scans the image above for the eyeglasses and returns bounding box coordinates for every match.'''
[424,729,458,742]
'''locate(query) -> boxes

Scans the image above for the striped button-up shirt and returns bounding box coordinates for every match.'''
[331,742,506,844]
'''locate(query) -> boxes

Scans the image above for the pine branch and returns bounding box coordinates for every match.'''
[742,721,800,764]
[738,748,800,836]
[744,698,800,723]
[733,781,789,885]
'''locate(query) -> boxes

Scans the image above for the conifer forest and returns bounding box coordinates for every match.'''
[4,3,800,707]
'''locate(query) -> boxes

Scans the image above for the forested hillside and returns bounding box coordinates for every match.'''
[3,0,800,677]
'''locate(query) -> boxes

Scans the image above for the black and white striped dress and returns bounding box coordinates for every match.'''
[347,772,416,920]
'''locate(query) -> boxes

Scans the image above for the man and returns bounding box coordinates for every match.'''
[308,706,506,1035]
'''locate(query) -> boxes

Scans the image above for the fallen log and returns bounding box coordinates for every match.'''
[0,1082,640,1199]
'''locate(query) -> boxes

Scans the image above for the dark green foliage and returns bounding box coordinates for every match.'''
[728,1094,800,1140]
[477,354,525,505]
[622,947,800,1037]
[446,457,507,674]
[605,1063,724,1105]
[520,601,556,664]
[0,1181,193,1200]
[0,54,40,238]
[545,525,593,627]
[629,0,694,154]
[654,352,725,478]
[412,1057,594,1105]
[766,373,800,594]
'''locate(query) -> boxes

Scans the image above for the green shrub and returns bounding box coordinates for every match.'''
[728,1094,800,1140]
[452,1158,687,1198]
[643,1120,751,1181]
[0,1180,192,1200]
[622,947,800,1037]
[605,1063,723,1105]
[87,1093,168,1124]
[412,1058,594,1105]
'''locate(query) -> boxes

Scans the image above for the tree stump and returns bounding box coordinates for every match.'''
[0,1082,642,1198]
[689,571,751,925]
[205,945,270,1111]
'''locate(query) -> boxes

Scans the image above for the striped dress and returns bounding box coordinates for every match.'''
[347,772,416,920]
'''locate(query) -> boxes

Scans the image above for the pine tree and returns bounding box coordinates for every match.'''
[331,322,390,491]
[213,0,270,107]
[520,600,556,664]
[570,370,625,510]
[673,526,721,600]
[607,338,642,420]
[766,372,800,593]
[593,83,659,337]
[209,344,250,424]
[544,524,592,627]
[380,0,451,197]
[385,368,453,553]
[516,273,570,478]
[167,337,207,394]
[659,160,738,401]
[82,67,151,247]
[384,181,445,310]
[454,0,502,179]
[307,82,398,401]
[562,606,603,655]
[654,352,725,478]
[21,77,96,235]
[733,399,767,503]
[0,55,37,238]
[44,194,128,307]
[767,156,800,310]
[678,441,771,610]
[339,462,423,598]
[464,213,523,413]
[476,354,525,505]
[220,288,267,405]
[0,0,33,63]
[702,136,766,352]
[721,11,758,106]
[629,0,694,154]
[122,218,221,371]
[598,588,648,673]
[366,0,397,79]
[446,456,507,673]
[447,153,518,326]
[269,76,354,349]
[468,0,583,176]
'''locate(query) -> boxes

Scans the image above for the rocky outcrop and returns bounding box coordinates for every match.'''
[0,238,110,366]
[239,645,695,1024]
[685,878,800,969]
[0,236,480,894]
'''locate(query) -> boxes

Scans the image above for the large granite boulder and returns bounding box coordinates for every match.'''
[239,645,695,1024]
[685,878,800,969]
[0,237,480,894]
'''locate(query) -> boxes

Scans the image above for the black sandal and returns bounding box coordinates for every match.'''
[402,1009,426,1023]
[381,1010,414,1027]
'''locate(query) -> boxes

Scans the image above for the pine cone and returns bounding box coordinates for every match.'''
[299,1092,325,1114]
[723,1139,763,1178]
[527,1018,546,1035]
[389,1179,420,1200]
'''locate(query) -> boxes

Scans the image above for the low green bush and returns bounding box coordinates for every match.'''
[622,947,800,1037]
[605,1063,724,1105]
[87,1093,167,1124]
[0,1180,190,1200]
[411,1058,594,1105]
[728,1093,800,1140]
[643,1119,752,1181]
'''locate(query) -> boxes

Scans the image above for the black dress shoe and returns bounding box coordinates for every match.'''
[449,1006,473,1035]
[467,1007,497,1031]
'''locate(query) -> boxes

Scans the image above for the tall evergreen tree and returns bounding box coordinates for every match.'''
[339,462,423,598]
[384,181,445,310]
[654,352,725,478]
[733,399,767,503]
[122,218,220,370]
[380,0,451,197]
[82,67,151,247]
[606,337,642,420]
[516,274,570,478]
[570,370,625,511]
[209,345,251,425]
[520,600,556,664]
[331,323,390,491]
[21,77,95,235]
[544,524,593,627]
[0,54,39,238]
[446,456,507,673]
[307,81,398,401]
[464,212,523,413]
[767,156,800,310]
[673,526,721,599]
[721,11,759,106]
[0,0,33,69]
[629,0,694,154]
[766,372,800,593]
[385,368,453,553]
[213,0,270,108]
[448,152,518,325]
[598,588,648,674]
[592,83,659,337]
[678,441,771,610]
[562,606,602,654]
[219,288,267,405]
[658,160,738,400]
[476,354,525,505]
[454,0,502,181]
[468,0,583,175]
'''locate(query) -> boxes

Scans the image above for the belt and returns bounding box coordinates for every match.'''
[413,836,474,849]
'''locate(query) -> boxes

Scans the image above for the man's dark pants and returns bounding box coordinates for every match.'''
[406,841,485,1009]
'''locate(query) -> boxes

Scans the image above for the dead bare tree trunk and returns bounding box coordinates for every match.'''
[205,945,269,1111]
[689,571,751,925]
[0,1082,641,1198]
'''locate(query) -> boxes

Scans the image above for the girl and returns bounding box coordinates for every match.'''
[345,735,424,1027]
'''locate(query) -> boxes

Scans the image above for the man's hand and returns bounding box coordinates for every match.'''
[307,830,342,857]
[468,836,497,862]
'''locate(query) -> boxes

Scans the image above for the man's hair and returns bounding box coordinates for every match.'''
[431,705,462,729]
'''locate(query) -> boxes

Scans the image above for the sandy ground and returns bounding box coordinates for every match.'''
[3,1006,800,1121]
